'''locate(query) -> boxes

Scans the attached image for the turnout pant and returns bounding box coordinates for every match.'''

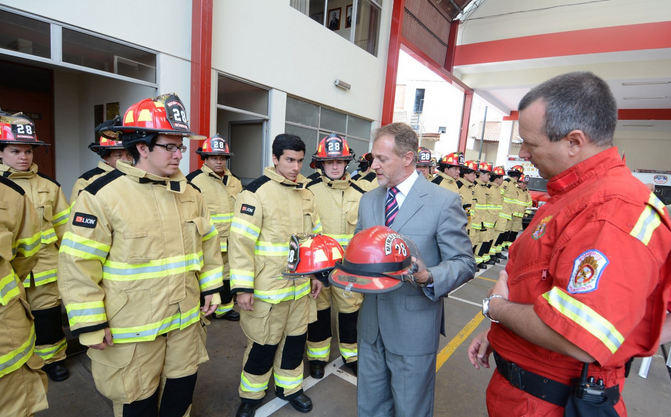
[307,286,362,364]
[214,252,234,317]
[239,296,310,403]
[87,320,208,417]
[0,354,49,417]
[25,279,67,365]
[357,331,437,417]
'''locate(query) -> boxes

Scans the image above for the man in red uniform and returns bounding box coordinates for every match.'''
[467,71,671,416]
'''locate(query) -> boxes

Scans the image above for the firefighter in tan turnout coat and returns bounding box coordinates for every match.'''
[0,173,48,417]
[58,94,223,417]
[305,134,364,378]
[187,134,243,321]
[0,111,71,382]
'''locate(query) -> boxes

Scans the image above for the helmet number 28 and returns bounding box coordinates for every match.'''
[172,108,188,123]
[327,141,341,151]
[395,242,407,257]
[15,124,33,135]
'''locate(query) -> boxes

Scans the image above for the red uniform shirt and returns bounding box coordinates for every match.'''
[489,147,671,388]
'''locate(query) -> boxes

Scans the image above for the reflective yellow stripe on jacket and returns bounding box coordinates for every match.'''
[109,305,201,344]
[0,325,35,378]
[103,253,204,281]
[65,301,107,327]
[0,271,20,306]
[41,228,57,245]
[630,193,666,246]
[231,218,261,241]
[52,207,71,227]
[325,233,353,248]
[254,280,311,304]
[60,232,111,262]
[543,287,624,354]
[13,230,41,258]
[230,269,254,290]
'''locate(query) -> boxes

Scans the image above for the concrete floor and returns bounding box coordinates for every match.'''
[38,259,671,416]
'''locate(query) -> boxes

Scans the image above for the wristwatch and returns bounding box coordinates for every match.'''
[482,294,506,323]
[417,269,434,287]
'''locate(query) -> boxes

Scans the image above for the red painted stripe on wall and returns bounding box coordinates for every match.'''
[455,21,671,66]
[618,109,671,120]
[503,109,671,121]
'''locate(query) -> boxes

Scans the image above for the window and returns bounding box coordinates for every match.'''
[0,10,50,58]
[354,0,382,56]
[291,0,382,56]
[414,89,425,113]
[217,75,269,116]
[286,96,373,177]
[62,29,156,83]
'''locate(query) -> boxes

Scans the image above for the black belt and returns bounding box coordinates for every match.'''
[493,351,620,407]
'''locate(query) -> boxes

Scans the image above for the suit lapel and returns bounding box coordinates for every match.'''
[374,186,386,226]
[392,176,428,231]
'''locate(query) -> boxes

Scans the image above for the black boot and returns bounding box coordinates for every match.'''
[235,402,260,417]
[309,361,325,379]
[213,310,240,321]
[43,361,69,382]
[288,393,313,413]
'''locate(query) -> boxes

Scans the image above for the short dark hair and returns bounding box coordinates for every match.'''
[272,134,305,160]
[373,123,418,163]
[126,135,158,163]
[518,71,617,147]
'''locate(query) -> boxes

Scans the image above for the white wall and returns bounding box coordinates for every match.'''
[458,0,671,45]
[156,54,192,174]
[614,131,671,172]
[211,0,391,122]
[54,71,155,197]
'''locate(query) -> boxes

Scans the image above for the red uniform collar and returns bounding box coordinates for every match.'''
[546,147,623,197]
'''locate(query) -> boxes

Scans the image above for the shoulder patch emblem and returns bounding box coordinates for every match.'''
[567,250,609,294]
[532,215,553,240]
[240,204,256,216]
[72,212,97,229]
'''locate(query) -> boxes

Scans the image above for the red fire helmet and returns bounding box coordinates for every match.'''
[463,160,478,171]
[478,161,493,173]
[438,152,464,169]
[0,111,47,146]
[314,133,355,161]
[99,93,205,145]
[283,234,344,278]
[508,165,524,176]
[88,136,124,156]
[329,226,414,294]
[196,134,234,157]
[492,166,506,176]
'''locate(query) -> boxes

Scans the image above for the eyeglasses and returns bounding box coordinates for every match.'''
[154,143,187,153]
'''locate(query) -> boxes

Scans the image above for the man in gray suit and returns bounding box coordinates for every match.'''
[355,123,476,416]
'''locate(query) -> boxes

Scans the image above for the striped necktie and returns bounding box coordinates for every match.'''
[385,187,400,227]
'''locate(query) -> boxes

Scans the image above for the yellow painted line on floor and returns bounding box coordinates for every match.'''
[477,276,497,283]
[436,312,485,372]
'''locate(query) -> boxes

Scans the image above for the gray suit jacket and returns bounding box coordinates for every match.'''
[356,174,476,356]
